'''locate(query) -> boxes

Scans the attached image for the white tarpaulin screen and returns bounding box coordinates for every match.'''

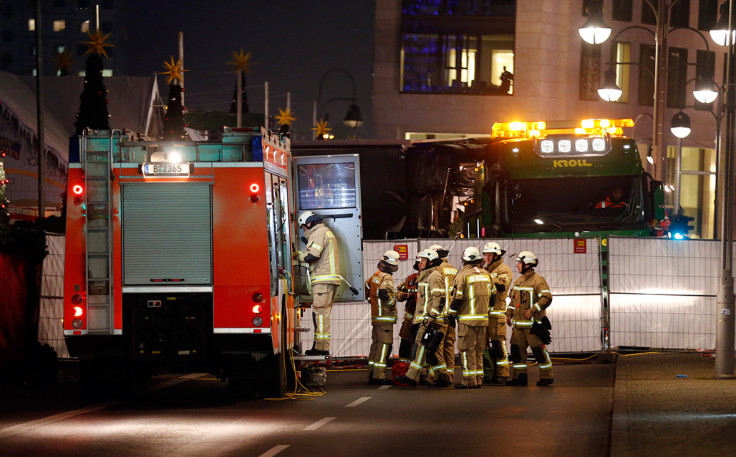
[608,237,721,350]
[301,238,603,357]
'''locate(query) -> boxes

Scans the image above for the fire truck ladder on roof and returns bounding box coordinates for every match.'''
[81,130,119,335]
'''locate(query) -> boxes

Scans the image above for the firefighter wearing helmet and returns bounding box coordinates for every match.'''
[428,244,457,386]
[396,248,445,387]
[295,211,342,356]
[481,242,513,385]
[365,250,400,385]
[505,251,554,386]
[446,246,492,389]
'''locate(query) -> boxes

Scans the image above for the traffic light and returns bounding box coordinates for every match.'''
[669,213,695,239]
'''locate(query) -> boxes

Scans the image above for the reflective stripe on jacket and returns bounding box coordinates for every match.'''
[413,266,444,325]
[304,223,341,286]
[366,270,397,324]
[448,264,491,326]
[506,270,552,328]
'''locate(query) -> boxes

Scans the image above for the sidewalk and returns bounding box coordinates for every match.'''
[611,351,736,457]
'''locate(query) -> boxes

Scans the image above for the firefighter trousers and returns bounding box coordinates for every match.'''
[509,326,553,381]
[457,324,486,387]
[405,322,445,383]
[368,323,394,380]
[442,323,456,379]
[312,283,337,351]
[483,316,509,380]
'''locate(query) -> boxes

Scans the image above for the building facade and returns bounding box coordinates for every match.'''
[0,0,128,77]
[373,0,724,239]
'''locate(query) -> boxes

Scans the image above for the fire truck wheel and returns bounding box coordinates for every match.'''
[259,350,287,399]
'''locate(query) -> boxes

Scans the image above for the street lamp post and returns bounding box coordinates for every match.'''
[712,0,736,379]
[313,68,363,140]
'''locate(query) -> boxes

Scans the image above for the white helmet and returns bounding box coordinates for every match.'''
[462,246,482,262]
[516,251,538,267]
[382,250,400,266]
[428,244,444,251]
[482,242,505,256]
[298,210,320,227]
[417,248,439,262]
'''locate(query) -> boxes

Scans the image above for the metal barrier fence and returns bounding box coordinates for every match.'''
[302,237,604,357]
[608,236,721,350]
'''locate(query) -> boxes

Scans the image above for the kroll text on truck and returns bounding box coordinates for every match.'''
[63,128,296,396]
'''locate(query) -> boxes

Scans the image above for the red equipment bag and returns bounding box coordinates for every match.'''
[392,361,409,385]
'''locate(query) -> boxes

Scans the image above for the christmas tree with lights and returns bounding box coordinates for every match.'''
[160,57,187,140]
[75,30,113,135]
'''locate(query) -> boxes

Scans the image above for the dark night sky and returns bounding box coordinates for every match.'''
[125,0,376,140]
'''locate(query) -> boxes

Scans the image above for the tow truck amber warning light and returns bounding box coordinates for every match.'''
[491,118,634,139]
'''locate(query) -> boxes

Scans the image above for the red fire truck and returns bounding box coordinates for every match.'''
[63,128,296,396]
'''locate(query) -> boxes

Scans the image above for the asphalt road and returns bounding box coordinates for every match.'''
[0,361,614,457]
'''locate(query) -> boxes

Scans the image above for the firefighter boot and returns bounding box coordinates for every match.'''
[428,372,451,387]
[505,373,528,386]
[395,375,418,387]
[536,378,554,386]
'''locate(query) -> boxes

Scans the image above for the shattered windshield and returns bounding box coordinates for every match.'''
[505,175,648,230]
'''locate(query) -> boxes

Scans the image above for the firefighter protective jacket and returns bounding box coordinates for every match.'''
[397,273,418,321]
[506,269,552,328]
[447,264,492,326]
[435,259,457,323]
[484,258,513,319]
[365,270,397,324]
[413,266,444,325]
[302,222,341,286]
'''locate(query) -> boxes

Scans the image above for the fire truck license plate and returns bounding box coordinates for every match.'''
[142,163,191,176]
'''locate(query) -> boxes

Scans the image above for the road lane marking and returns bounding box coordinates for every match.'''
[259,445,290,457]
[378,385,392,390]
[304,416,336,430]
[345,396,371,408]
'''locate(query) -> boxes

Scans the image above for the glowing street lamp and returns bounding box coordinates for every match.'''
[578,0,611,45]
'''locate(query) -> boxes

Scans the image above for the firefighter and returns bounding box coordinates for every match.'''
[395,248,445,387]
[396,268,419,364]
[447,247,491,389]
[365,250,400,385]
[428,244,457,386]
[505,251,554,386]
[481,242,513,385]
[296,210,341,356]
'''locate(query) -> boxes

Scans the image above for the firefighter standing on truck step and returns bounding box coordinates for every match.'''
[428,244,457,387]
[481,242,513,385]
[447,247,492,389]
[296,211,341,356]
[505,251,554,386]
[365,250,400,385]
[396,249,445,387]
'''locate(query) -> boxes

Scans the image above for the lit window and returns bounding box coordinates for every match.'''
[28,19,35,31]
[81,20,89,33]
[53,20,66,32]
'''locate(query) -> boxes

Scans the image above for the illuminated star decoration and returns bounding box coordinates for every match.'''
[81,29,114,58]
[54,50,74,72]
[160,57,188,85]
[312,119,332,137]
[275,108,296,127]
[229,48,252,73]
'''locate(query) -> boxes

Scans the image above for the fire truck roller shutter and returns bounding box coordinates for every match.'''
[122,183,213,285]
